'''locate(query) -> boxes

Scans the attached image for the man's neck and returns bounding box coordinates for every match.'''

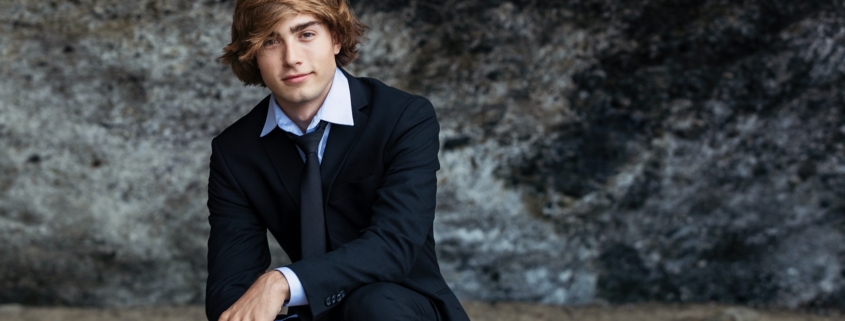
[275,79,334,133]
[278,100,321,134]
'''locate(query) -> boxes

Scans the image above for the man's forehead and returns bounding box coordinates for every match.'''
[268,13,324,34]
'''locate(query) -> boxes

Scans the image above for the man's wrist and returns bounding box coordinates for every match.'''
[267,270,290,314]
[268,269,291,298]
[276,267,308,306]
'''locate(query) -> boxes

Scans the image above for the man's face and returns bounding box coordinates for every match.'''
[256,13,341,110]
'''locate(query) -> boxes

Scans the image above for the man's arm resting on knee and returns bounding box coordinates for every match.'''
[206,138,278,321]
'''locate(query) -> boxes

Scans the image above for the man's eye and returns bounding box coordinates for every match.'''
[263,39,278,46]
[301,32,315,39]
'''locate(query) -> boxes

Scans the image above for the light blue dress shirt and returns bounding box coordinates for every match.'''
[259,68,354,307]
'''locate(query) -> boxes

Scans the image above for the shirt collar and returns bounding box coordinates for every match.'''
[260,68,354,137]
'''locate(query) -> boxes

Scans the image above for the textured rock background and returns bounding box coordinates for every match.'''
[1,0,844,310]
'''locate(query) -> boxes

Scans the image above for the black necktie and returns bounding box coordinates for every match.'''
[287,121,328,258]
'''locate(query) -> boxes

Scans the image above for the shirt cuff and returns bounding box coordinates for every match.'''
[276,267,308,306]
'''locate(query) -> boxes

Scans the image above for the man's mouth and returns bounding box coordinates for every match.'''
[283,73,311,84]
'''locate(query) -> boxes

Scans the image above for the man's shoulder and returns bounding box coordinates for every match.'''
[211,95,271,148]
[351,75,433,115]
[356,76,423,99]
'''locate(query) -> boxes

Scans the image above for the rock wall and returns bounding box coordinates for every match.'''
[1,0,843,309]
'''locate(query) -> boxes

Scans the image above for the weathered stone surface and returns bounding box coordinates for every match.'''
[1,0,843,310]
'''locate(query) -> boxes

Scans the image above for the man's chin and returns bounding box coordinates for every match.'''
[275,92,320,107]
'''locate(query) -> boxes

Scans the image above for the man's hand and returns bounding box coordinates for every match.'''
[219,270,290,321]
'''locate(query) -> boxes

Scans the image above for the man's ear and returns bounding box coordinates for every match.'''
[332,34,341,55]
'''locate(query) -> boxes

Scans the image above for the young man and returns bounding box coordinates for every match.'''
[206,1,470,320]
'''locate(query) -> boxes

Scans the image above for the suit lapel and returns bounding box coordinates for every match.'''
[260,103,305,209]
[320,72,370,202]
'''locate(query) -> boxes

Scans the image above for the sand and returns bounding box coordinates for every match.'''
[1,302,842,321]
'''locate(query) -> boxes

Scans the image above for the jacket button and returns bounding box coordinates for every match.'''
[338,291,345,301]
[325,297,332,306]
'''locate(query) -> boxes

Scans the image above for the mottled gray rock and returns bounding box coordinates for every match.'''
[0,0,257,306]
[1,0,844,310]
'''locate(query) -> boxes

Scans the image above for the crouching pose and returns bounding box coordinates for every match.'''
[206,0,470,320]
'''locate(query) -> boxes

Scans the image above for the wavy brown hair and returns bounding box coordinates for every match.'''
[220,0,367,86]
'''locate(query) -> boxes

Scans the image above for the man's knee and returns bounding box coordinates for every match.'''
[342,283,396,319]
[341,282,436,321]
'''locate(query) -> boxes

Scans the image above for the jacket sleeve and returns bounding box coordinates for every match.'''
[205,138,271,321]
[287,96,440,317]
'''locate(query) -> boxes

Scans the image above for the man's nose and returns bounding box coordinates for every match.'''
[283,42,302,66]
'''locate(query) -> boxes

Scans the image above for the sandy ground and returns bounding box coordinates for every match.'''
[0,302,842,321]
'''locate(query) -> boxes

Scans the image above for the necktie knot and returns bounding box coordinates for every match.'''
[288,121,328,155]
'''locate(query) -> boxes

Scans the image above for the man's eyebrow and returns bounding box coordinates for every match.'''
[290,21,321,33]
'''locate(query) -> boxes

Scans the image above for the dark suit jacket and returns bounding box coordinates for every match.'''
[205,70,469,321]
